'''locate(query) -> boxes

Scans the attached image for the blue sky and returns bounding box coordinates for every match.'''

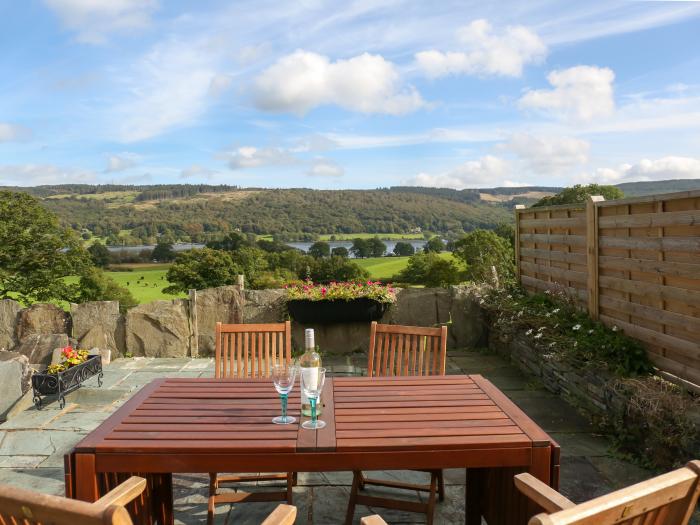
[1,0,699,189]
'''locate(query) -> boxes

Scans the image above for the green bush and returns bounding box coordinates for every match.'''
[453,229,514,284]
[397,252,463,287]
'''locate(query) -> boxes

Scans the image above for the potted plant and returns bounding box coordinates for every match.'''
[285,281,397,323]
[32,346,103,409]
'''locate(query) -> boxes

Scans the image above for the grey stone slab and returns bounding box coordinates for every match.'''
[549,432,611,458]
[0,467,64,495]
[558,456,612,503]
[65,387,129,406]
[0,455,47,468]
[0,406,67,430]
[43,410,109,432]
[508,397,592,433]
[588,455,652,490]
[0,429,84,456]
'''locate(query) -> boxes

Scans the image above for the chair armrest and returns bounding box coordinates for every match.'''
[261,504,297,525]
[94,476,147,508]
[514,473,575,513]
[361,516,389,525]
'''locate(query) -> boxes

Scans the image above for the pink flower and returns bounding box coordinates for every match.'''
[322,287,327,295]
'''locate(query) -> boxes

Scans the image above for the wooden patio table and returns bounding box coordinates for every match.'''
[65,374,559,525]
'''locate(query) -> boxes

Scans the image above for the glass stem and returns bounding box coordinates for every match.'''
[310,397,317,424]
[281,394,288,420]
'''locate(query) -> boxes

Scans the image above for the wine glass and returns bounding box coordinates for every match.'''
[301,367,326,430]
[271,364,298,425]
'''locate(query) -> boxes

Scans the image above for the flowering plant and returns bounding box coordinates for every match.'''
[285,280,397,304]
[47,346,90,375]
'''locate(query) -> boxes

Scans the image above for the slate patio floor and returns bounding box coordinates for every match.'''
[0,348,656,524]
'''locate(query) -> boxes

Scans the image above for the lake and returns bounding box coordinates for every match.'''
[107,240,427,257]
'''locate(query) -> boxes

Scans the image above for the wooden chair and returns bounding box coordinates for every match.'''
[514,460,700,525]
[0,476,296,525]
[346,322,448,525]
[361,515,389,525]
[209,321,295,525]
[0,476,147,525]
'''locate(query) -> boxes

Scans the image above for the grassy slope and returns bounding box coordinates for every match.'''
[317,232,428,241]
[355,253,456,280]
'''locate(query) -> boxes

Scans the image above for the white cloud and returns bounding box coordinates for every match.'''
[0,123,32,142]
[0,164,95,186]
[503,133,589,174]
[43,0,157,44]
[582,156,700,184]
[180,164,217,180]
[405,155,510,189]
[105,152,139,172]
[252,50,425,115]
[209,74,233,96]
[226,146,296,170]
[519,66,615,122]
[306,158,344,177]
[114,38,221,142]
[415,19,546,78]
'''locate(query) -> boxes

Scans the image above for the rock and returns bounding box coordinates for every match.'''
[17,303,70,340]
[448,285,486,348]
[382,288,448,327]
[89,347,111,365]
[0,351,31,419]
[243,289,286,323]
[0,299,21,351]
[125,299,191,358]
[14,333,76,367]
[195,286,245,356]
[70,301,124,356]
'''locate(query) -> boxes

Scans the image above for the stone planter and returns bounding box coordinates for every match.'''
[31,355,103,409]
[287,299,391,324]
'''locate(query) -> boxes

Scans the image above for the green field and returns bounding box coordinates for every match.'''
[355,253,455,281]
[106,265,184,303]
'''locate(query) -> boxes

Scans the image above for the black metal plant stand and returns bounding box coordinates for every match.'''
[32,355,103,409]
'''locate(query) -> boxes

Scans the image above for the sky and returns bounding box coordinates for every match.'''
[1,0,700,190]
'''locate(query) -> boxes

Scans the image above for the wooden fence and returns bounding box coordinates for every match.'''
[515,190,700,388]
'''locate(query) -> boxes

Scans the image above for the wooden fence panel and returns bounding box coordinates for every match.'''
[515,190,700,388]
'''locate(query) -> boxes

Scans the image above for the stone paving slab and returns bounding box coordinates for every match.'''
[0,351,658,524]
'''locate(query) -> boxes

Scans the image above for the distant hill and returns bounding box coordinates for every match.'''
[614,179,700,197]
[2,179,696,245]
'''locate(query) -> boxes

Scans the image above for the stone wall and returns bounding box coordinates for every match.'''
[0,285,484,361]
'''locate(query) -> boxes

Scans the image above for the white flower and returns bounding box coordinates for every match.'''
[525,329,533,335]
[572,324,581,331]
[538,326,545,332]
[587,329,594,335]
[534,333,543,339]
[552,308,560,314]
[544,290,551,295]
[573,341,578,347]
[612,325,619,332]
[545,312,551,318]
[548,342,555,348]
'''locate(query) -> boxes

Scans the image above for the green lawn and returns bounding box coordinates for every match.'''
[106,267,184,303]
[355,252,455,280]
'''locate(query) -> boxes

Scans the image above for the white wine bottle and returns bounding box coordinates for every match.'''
[299,328,322,417]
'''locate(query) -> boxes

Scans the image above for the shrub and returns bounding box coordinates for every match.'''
[77,268,138,312]
[286,281,396,303]
[453,229,514,284]
[397,252,463,287]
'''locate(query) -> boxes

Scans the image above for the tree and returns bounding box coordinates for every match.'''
[77,268,137,313]
[331,246,349,258]
[393,241,415,256]
[453,229,514,284]
[309,256,370,283]
[152,241,175,262]
[0,191,90,303]
[206,232,249,251]
[397,252,462,287]
[88,242,111,268]
[230,246,269,287]
[350,238,371,258]
[533,184,623,207]
[424,236,444,253]
[367,237,387,257]
[164,248,240,293]
[493,223,515,246]
[308,241,331,259]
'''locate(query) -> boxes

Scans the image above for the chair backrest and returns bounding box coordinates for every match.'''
[529,460,700,525]
[215,321,292,378]
[0,483,133,525]
[261,504,297,525]
[367,322,447,377]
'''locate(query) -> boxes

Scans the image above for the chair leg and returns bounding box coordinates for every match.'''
[426,471,438,525]
[292,472,298,486]
[437,470,445,502]
[345,471,361,525]
[207,473,217,525]
[286,472,294,504]
[357,470,365,490]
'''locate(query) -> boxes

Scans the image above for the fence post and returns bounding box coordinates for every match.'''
[188,288,199,358]
[586,196,604,319]
[514,205,525,286]
[237,274,245,290]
